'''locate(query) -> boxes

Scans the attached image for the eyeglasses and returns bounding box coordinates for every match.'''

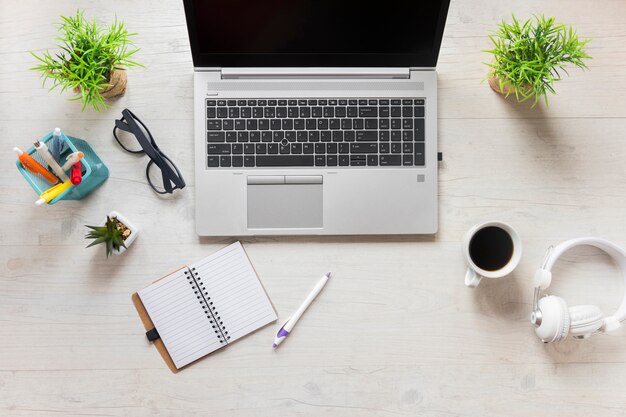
[113,109,186,194]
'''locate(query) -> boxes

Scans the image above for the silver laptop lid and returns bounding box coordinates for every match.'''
[182,0,451,69]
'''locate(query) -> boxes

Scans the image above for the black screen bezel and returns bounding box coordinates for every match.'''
[182,0,450,68]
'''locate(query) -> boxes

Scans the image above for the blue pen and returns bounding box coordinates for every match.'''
[49,127,63,162]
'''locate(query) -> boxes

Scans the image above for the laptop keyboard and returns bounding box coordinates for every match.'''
[206,98,425,168]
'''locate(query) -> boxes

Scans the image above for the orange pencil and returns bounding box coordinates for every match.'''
[14,147,58,184]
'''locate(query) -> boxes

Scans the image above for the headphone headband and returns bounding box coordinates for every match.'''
[534,237,626,330]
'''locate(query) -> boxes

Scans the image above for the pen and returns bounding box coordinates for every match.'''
[273,271,331,349]
[61,151,84,172]
[35,180,73,206]
[49,127,63,162]
[14,147,59,184]
[34,140,69,182]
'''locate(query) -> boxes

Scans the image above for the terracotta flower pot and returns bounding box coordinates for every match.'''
[73,68,128,99]
[100,69,128,98]
[488,74,533,100]
[488,75,516,95]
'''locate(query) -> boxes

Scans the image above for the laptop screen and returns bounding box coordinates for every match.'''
[183,0,450,68]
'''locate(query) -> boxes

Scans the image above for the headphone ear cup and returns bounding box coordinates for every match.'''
[536,296,570,343]
[568,305,604,338]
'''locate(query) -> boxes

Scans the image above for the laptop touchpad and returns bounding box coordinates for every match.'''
[247,176,323,229]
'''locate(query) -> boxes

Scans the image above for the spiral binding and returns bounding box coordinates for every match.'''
[185,267,231,343]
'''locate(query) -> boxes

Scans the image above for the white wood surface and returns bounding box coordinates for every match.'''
[2,0,626,415]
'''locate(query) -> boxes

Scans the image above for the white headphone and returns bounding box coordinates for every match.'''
[531,237,626,343]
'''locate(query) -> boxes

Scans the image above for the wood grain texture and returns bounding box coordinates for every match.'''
[2,0,626,415]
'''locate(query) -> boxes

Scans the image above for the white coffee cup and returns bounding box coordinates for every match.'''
[463,221,522,288]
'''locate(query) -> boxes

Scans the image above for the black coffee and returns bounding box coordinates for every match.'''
[469,226,514,271]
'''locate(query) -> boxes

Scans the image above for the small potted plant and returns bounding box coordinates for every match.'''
[31,10,142,111]
[85,211,138,257]
[485,15,591,107]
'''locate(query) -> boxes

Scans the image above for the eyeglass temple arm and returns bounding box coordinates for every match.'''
[120,111,175,191]
[114,118,133,133]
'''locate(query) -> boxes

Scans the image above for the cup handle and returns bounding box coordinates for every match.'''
[465,268,482,288]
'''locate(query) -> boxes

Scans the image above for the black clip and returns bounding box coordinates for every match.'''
[146,327,160,342]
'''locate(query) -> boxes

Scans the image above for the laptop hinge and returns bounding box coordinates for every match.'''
[221,68,410,80]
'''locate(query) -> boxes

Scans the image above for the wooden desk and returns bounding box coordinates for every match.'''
[2,0,626,415]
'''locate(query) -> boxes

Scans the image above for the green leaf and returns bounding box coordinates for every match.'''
[86,236,108,248]
[106,239,113,258]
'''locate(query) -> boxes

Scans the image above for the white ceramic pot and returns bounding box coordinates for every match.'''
[106,210,139,255]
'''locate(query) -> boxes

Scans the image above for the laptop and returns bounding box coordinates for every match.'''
[182,0,450,236]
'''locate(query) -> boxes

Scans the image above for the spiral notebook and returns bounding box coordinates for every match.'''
[134,242,276,371]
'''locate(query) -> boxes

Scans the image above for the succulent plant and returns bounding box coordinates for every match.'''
[85,216,127,258]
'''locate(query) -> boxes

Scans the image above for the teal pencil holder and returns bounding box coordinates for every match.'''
[15,131,109,204]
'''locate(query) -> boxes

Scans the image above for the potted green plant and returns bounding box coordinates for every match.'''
[485,15,591,107]
[85,211,138,257]
[31,10,142,111]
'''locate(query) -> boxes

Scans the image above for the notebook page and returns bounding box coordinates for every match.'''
[138,268,223,369]
[190,242,277,343]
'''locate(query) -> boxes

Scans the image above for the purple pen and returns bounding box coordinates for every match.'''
[273,272,331,349]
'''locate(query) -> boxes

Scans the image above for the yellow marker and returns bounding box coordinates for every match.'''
[35,180,73,206]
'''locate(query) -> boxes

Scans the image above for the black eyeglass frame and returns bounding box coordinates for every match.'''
[113,109,186,194]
